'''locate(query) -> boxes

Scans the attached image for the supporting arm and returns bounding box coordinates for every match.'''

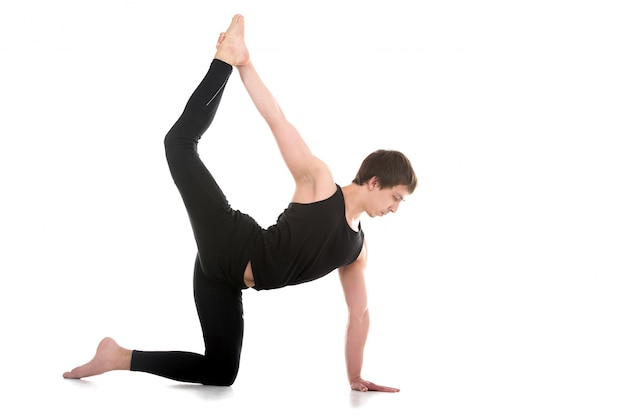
[338,242,400,392]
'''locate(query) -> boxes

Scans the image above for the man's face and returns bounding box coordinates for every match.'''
[367,181,410,218]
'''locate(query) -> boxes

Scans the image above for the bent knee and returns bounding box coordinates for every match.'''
[164,130,198,151]
[200,370,238,387]
[163,132,178,151]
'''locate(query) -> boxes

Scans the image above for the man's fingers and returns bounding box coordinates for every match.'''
[368,383,400,392]
[351,378,400,393]
[351,382,369,392]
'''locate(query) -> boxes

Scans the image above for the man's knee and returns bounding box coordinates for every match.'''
[199,365,239,386]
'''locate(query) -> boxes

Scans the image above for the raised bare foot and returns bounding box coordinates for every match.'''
[215,14,249,67]
[63,337,132,379]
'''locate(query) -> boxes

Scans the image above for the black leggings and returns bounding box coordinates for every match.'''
[130,59,261,386]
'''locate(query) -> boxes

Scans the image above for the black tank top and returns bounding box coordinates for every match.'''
[251,184,364,290]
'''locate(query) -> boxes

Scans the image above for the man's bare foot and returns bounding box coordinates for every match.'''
[63,337,132,379]
[215,14,249,67]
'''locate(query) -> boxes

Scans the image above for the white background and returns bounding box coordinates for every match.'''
[1,1,625,416]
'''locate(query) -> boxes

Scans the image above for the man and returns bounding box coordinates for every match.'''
[63,14,416,392]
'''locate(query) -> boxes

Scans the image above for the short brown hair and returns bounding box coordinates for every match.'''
[352,149,417,193]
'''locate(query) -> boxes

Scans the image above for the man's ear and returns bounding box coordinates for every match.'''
[367,176,379,190]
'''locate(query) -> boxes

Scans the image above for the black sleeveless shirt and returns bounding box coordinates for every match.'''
[251,184,364,290]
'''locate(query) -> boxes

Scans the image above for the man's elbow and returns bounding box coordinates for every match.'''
[349,308,369,325]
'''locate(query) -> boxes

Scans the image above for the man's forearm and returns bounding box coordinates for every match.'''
[345,309,370,382]
[238,62,286,127]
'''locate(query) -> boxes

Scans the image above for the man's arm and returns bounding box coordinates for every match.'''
[338,241,400,392]
[236,62,335,202]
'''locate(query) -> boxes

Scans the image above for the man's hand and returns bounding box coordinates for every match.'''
[350,377,400,393]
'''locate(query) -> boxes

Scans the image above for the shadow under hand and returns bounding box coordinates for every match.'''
[350,390,398,408]
[350,390,373,408]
